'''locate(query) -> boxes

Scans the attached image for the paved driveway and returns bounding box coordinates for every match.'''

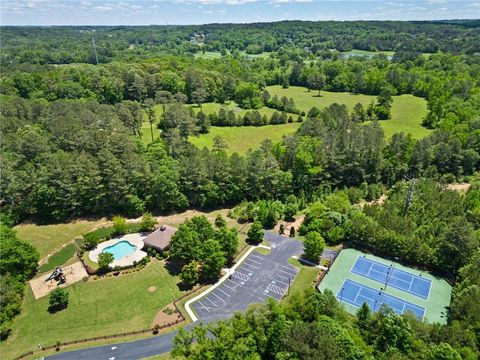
[47,232,303,360]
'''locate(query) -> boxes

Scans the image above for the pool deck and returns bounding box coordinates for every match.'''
[89,233,147,268]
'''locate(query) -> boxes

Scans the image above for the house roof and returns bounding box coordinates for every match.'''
[143,225,177,251]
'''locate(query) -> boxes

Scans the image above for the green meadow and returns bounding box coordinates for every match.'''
[141,85,429,152]
[189,123,301,154]
[266,85,430,139]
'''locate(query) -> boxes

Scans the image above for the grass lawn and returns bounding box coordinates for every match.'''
[14,219,106,260]
[143,353,174,359]
[341,49,395,59]
[380,94,431,139]
[37,244,77,274]
[189,123,301,153]
[266,85,430,139]
[141,86,430,152]
[284,258,320,302]
[240,51,272,59]
[194,51,222,60]
[139,101,295,148]
[2,260,185,360]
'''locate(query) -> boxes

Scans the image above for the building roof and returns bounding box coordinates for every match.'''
[143,225,177,251]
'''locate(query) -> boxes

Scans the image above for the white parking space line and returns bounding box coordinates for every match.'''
[228,277,244,286]
[210,292,226,303]
[246,258,262,265]
[263,292,280,300]
[279,269,295,276]
[250,254,264,260]
[258,296,266,302]
[198,300,210,312]
[223,282,238,291]
[216,287,231,297]
[281,266,297,275]
[273,278,288,286]
[242,262,259,270]
[277,274,289,280]
[205,297,218,307]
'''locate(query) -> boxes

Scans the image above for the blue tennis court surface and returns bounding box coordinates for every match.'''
[337,279,425,319]
[351,256,431,299]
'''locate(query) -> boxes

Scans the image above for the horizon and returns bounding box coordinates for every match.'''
[1,0,479,26]
[2,18,480,27]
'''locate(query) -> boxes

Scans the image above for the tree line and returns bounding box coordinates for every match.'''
[1,97,478,224]
[2,21,479,66]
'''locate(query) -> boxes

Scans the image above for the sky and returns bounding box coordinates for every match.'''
[1,0,479,26]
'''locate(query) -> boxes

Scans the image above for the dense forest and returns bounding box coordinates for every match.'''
[1,20,480,358]
[2,20,480,65]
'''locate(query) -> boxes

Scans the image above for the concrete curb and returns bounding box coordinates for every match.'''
[184,244,272,322]
[292,255,328,270]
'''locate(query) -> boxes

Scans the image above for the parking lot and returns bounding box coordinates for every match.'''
[192,232,302,323]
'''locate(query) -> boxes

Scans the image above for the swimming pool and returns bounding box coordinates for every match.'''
[102,240,137,260]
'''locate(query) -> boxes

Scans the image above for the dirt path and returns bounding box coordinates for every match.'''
[447,183,471,192]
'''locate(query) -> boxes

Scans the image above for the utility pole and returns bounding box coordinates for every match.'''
[92,37,99,65]
[403,175,416,217]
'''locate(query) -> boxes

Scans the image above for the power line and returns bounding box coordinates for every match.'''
[92,37,99,65]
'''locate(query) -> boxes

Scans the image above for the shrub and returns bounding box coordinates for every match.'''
[98,252,114,272]
[82,232,100,250]
[112,216,127,235]
[214,214,227,228]
[140,212,157,232]
[48,288,69,313]
[289,226,296,238]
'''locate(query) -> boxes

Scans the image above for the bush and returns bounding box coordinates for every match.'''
[98,252,114,272]
[48,288,69,313]
[214,214,227,228]
[82,232,100,250]
[112,216,127,235]
[140,212,157,232]
[289,226,296,237]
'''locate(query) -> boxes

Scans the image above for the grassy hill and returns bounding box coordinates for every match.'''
[266,86,430,139]
[189,123,301,154]
[141,86,430,152]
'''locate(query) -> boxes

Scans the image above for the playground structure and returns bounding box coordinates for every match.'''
[29,262,88,300]
[45,267,67,285]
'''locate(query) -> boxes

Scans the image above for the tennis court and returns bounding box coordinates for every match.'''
[337,279,425,319]
[351,256,431,299]
[317,248,452,324]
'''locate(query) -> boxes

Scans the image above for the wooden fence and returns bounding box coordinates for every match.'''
[14,319,183,360]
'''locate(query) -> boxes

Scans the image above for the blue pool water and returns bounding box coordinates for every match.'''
[102,240,137,260]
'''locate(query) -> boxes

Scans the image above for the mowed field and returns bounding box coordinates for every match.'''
[14,219,106,260]
[2,260,185,360]
[189,123,301,154]
[140,86,429,152]
[267,86,430,139]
